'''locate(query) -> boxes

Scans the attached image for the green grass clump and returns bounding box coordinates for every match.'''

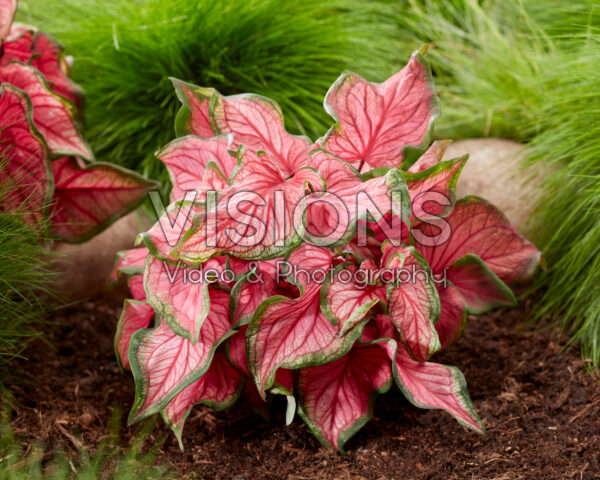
[18,0,402,184]
[395,0,600,364]
[0,409,173,479]
[0,173,54,390]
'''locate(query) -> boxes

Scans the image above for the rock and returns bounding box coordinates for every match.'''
[442,138,546,235]
[53,211,151,302]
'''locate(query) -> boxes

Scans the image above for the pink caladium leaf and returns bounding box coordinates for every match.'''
[172,152,324,263]
[384,244,441,362]
[321,50,439,171]
[0,83,51,226]
[403,155,467,219]
[30,31,83,106]
[18,28,83,107]
[2,26,83,107]
[114,299,154,371]
[172,77,313,175]
[393,345,484,434]
[209,91,312,176]
[435,283,468,350]
[50,156,159,243]
[446,254,516,314]
[297,339,392,451]
[144,255,244,334]
[143,255,210,344]
[0,62,92,160]
[0,0,17,40]
[171,78,214,138]
[305,150,410,247]
[375,315,485,434]
[162,350,243,449]
[414,196,541,285]
[407,140,452,173]
[110,247,150,284]
[320,262,384,335]
[128,275,145,302]
[128,288,234,423]
[156,135,237,203]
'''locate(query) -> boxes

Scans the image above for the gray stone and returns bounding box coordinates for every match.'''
[53,211,151,301]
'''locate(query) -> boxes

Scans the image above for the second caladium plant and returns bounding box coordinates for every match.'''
[0,1,157,242]
[113,47,541,451]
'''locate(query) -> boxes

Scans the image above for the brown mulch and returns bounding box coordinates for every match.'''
[6,294,600,479]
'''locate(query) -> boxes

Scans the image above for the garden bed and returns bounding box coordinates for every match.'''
[8,295,600,479]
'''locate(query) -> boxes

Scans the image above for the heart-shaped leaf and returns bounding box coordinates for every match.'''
[447,254,516,314]
[393,346,485,434]
[403,155,467,219]
[321,50,438,171]
[376,314,484,434]
[0,83,51,227]
[414,195,541,285]
[143,255,210,344]
[162,350,243,449]
[114,299,154,371]
[172,78,313,175]
[2,26,84,107]
[156,135,237,203]
[171,78,214,138]
[297,340,392,451]
[128,288,233,423]
[434,283,468,350]
[0,62,92,160]
[50,157,158,243]
[320,262,383,335]
[210,91,312,176]
[384,244,441,362]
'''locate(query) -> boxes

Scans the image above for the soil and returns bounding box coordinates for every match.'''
[7,294,600,479]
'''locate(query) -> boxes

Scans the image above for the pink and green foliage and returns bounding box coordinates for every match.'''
[0,1,157,242]
[114,48,541,451]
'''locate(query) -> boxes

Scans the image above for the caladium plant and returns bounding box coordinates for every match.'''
[114,47,541,451]
[0,1,157,242]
